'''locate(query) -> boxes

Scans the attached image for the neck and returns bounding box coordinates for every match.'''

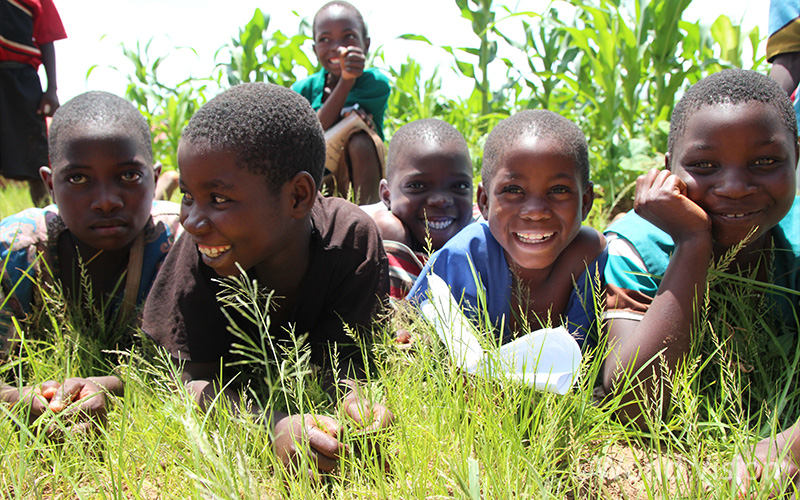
[253,220,312,297]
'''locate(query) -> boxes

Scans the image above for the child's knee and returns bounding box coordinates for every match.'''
[347,131,377,158]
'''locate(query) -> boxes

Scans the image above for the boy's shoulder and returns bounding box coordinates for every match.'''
[0,206,59,253]
[145,200,182,243]
[604,209,674,276]
[311,194,383,251]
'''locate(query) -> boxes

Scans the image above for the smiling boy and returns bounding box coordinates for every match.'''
[370,119,474,298]
[142,82,391,473]
[598,70,800,493]
[292,0,390,204]
[409,110,606,346]
[0,90,181,429]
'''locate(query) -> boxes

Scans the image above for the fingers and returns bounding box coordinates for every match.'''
[338,46,365,80]
[307,416,345,460]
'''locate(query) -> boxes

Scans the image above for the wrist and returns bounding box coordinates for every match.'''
[673,230,712,254]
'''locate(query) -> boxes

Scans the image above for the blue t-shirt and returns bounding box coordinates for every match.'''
[408,221,607,347]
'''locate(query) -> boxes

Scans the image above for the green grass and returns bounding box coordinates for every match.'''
[1,184,799,499]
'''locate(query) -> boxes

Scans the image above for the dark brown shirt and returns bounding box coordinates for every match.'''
[142,195,388,373]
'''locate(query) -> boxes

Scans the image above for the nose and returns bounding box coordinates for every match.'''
[519,196,550,220]
[91,183,123,213]
[427,190,454,208]
[180,204,211,235]
[713,168,757,199]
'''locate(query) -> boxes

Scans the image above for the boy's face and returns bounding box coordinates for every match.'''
[668,102,798,249]
[41,127,156,252]
[177,142,298,278]
[313,5,369,77]
[477,136,592,277]
[381,142,473,250]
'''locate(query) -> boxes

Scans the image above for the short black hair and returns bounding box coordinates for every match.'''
[313,1,368,40]
[49,91,153,165]
[482,109,590,187]
[181,82,325,192]
[668,69,798,154]
[386,119,471,180]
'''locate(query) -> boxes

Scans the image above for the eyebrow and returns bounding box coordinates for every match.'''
[59,160,148,172]
[178,178,236,191]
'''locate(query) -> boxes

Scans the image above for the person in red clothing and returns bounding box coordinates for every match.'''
[0,0,66,206]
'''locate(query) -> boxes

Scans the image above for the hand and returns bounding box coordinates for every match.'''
[634,169,711,246]
[341,391,393,432]
[16,380,60,424]
[38,89,59,117]
[46,377,109,436]
[350,108,375,130]
[273,414,345,473]
[732,430,800,498]
[337,46,365,81]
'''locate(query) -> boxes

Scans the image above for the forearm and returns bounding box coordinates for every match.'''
[604,237,712,403]
[0,384,22,405]
[316,79,355,130]
[770,52,800,95]
[39,43,57,93]
[87,375,124,396]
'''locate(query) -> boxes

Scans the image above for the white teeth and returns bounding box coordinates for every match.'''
[330,58,340,64]
[723,213,748,218]
[516,232,554,243]
[198,245,231,258]
[426,219,454,230]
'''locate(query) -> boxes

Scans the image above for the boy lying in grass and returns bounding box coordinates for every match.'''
[409,110,607,347]
[367,118,474,300]
[600,69,800,494]
[0,91,181,430]
[142,83,392,474]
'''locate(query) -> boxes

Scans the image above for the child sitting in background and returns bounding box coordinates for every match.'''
[368,118,474,299]
[292,0,390,205]
[142,82,391,474]
[599,69,799,494]
[409,110,606,347]
[0,91,181,430]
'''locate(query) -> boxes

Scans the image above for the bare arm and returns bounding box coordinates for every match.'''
[602,169,712,425]
[37,42,59,116]
[316,47,365,130]
[770,52,800,95]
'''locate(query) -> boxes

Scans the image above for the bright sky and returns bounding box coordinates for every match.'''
[50,0,768,104]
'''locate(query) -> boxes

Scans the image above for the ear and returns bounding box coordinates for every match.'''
[379,179,391,209]
[794,139,799,170]
[39,166,55,202]
[364,37,371,55]
[476,182,489,220]
[287,171,317,218]
[581,181,595,221]
[664,152,672,172]
[153,162,162,191]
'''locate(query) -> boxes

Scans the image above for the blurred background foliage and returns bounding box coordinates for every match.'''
[98,0,764,227]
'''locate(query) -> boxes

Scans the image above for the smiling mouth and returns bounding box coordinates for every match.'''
[425,218,454,231]
[197,245,231,258]
[515,232,554,244]
[715,211,759,220]
[330,57,340,65]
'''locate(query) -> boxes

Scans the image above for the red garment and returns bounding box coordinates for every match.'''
[0,0,67,68]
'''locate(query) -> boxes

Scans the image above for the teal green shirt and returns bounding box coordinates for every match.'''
[291,67,390,140]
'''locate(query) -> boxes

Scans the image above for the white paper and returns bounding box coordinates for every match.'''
[421,273,582,394]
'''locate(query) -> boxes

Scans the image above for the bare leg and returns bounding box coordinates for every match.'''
[29,178,49,207]
[155,170,180,201]
[347,131,381,205]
